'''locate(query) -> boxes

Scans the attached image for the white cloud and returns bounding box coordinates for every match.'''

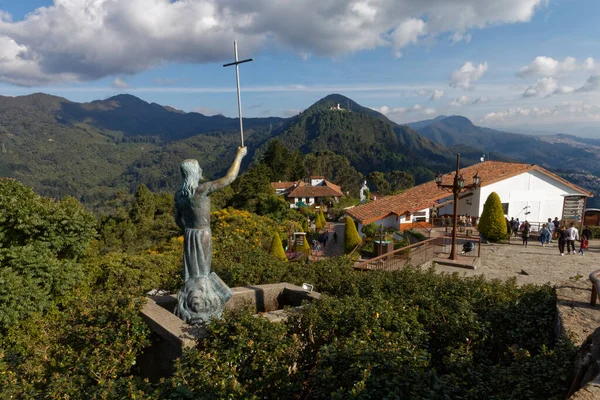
[0,0,547,85]
[518,56,594,77]
[522,77,574,97]
[472,96,490,104]
[193,107,220,116]
[481,101,600,123]
[111,78,129,89]
[423,108,436,115]
[371,103,426,115]
[577,75,600,92]
[391,18,427,57]
[430,89,444,100]
[282,109,301,117]
[450,95,472,107]
[417,89,428,96]
[449,62,488,90]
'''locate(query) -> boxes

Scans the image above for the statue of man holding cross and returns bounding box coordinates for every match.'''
[174,146,247,324]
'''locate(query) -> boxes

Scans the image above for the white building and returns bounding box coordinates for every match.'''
[271,176,344,208]
[347,161,592,234]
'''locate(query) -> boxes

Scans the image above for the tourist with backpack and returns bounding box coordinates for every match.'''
[579,226,592,255]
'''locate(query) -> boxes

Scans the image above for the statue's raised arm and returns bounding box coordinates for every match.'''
[200,147,247,195]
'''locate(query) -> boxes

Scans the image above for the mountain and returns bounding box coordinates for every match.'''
[2,92,596,208]
[408,115,600,206]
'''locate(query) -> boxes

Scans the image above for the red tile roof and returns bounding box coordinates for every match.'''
[271,181,299,191]
[288,179,344,198]
[347,161,592,225]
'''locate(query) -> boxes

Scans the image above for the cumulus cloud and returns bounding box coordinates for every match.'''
[518,56,595,77]
[522,77,574,97]
[450,95,472,107]
[577,75,600,92]
[391,18,427,57]
[449,62,488,90]
[430,89,444,100]
[481,101,600,123]
[193,106,220,116]
[372,103,427,115]
[111,78,129,89]
[0,0,546,85]
[282,109,301,117]
[472,96,490,104]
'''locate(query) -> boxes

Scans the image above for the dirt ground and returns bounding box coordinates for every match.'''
[433,238,600,286]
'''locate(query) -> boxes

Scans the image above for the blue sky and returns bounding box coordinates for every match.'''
[0,0,599,135]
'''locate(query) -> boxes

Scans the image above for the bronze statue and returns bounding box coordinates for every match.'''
[174,146,247,324]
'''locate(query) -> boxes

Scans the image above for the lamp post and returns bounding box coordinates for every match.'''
[435,154,481,260]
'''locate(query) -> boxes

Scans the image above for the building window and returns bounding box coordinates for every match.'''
[502,203,509,215]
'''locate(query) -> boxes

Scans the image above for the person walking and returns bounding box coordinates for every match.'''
[333,231,338,243]
[565,222,579,255]
[557,226,567,256]
[546,218,555,244]
[579,226,592,255]
[513,218,520,237]
[540,224,550,247]
[522,221,530,247]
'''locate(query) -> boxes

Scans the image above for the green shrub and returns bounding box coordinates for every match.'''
[344,216,362,253]
[479,192,508,242]
[269,232,288,261]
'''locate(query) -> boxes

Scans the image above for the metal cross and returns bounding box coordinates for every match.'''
[223,40,253,147]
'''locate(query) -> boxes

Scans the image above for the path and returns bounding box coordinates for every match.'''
[433,239,600,286]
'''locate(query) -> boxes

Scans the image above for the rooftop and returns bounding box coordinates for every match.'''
[347,161,592,225]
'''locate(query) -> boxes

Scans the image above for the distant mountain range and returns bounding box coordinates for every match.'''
[0,92,598,207]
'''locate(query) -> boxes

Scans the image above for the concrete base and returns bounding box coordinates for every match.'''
[137,282,320,381]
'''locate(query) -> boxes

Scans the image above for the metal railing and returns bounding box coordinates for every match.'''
[354,234,481,272]
[354,237,443,272]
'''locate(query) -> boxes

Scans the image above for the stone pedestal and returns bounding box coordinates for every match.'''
[137,283,320,381]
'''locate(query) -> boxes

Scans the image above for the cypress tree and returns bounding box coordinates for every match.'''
[319,209,327,228]
[479,192,507,242]
[344,216,362,253]
[269,232,288,261]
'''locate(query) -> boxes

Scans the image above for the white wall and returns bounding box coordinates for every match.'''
[478,170,577,223]
[357,214,399,237]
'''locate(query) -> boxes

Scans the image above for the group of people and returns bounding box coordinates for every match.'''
[508,216,592,255]
[441,215,479,227]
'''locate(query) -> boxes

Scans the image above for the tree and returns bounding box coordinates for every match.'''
[315,209,326,230]
[367,171,391,196]
[130,184,156,228]
[344,216,362,253]
[479,192,507,242]
[386,170,414,193]
[269,232,288,261]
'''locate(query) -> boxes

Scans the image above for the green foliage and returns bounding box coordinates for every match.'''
[361,222,378,238]
[0,179,97,330]
[479,192,508,242]
[315,209,325,230]
[261,139,306,181]
[344,216,362,253]
[270,232,288,261]
[0,178,577,399]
